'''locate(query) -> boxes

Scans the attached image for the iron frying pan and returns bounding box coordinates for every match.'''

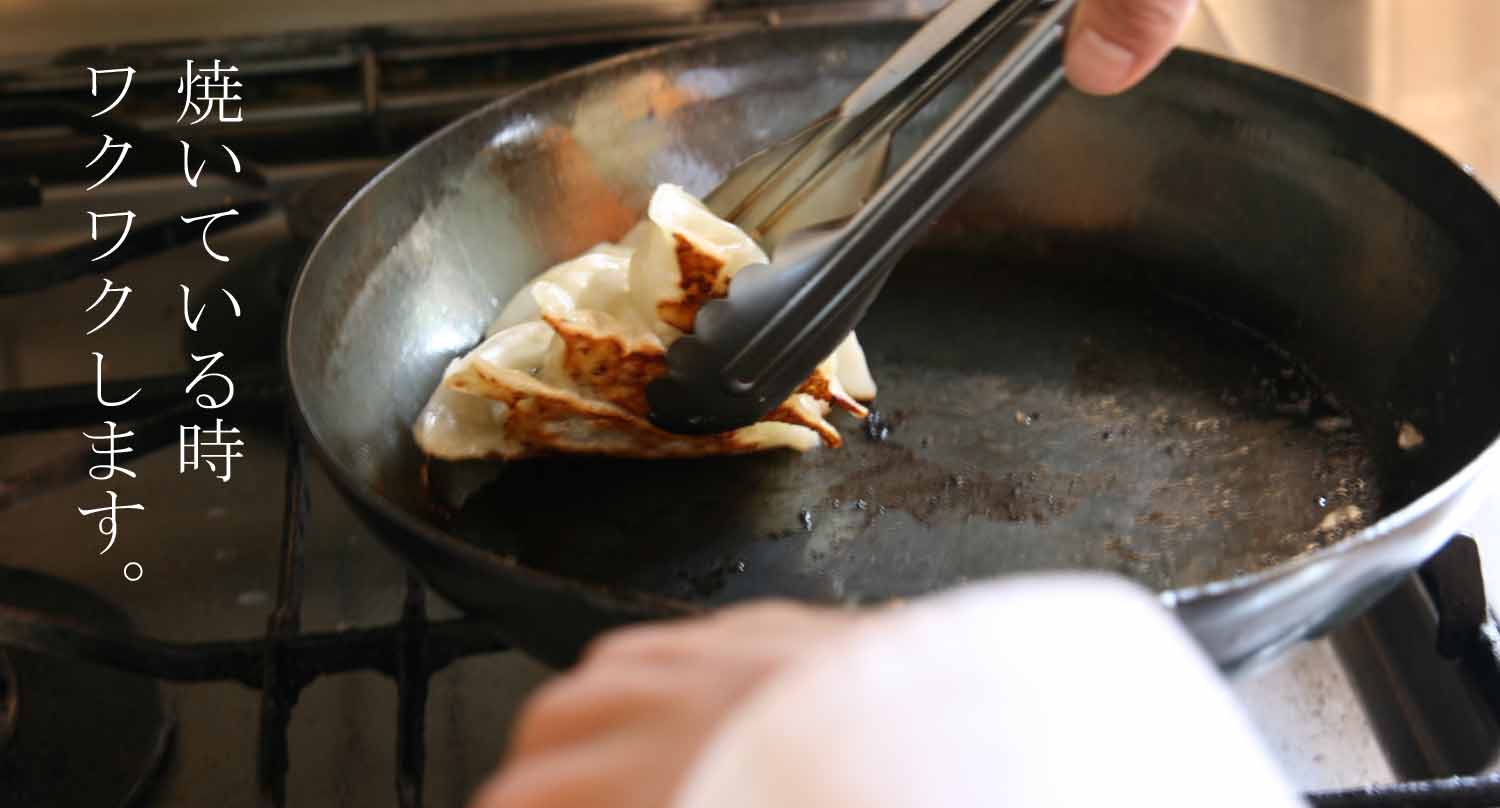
[286,22,1500,670]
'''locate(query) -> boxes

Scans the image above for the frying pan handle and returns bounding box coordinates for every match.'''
[1169,514,1468,672]
[1170,449,1500,672]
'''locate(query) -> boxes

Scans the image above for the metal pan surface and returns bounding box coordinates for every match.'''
[286,22,1500,669]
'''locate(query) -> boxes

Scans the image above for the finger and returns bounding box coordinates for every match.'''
[516,607,858,759]
[702,602,864,656]
[1065,0,1197,95]
[705,599,852,632]
[475,730,671,808]
[581,602,857,668]
[578,620,702,667]
[507,665,690,761]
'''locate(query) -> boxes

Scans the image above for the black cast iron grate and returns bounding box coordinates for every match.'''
[0,411,510,808]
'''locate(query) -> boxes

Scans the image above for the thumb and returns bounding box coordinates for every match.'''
[1065,0,1197,95]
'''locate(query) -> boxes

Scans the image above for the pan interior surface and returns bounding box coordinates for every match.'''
[439,247,1382,604]
[288,22,1500,640]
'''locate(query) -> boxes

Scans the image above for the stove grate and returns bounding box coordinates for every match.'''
[0,419,509,808]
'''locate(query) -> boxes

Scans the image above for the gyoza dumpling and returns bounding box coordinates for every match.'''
[629,184,769,337]
[413,183,877,461]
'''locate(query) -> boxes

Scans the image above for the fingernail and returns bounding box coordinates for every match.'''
[1068,27,1138,95]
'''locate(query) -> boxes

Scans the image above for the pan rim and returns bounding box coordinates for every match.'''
[284,23,1500,628]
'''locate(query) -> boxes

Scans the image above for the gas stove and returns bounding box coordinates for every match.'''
[2,3,1499,807]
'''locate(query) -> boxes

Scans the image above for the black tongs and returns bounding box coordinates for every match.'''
[646,0,1077,434]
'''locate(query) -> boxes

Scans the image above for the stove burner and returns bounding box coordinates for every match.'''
[0,568,173,808]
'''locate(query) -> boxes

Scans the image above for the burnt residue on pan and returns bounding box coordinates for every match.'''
[828,444,1078,526]
[437,249,1384,605]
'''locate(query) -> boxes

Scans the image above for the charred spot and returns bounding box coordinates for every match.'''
[545,313,668,418]
[657,233,728,332]
[829,443,1080,526]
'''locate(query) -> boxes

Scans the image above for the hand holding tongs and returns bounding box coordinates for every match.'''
[646,0,1077,434]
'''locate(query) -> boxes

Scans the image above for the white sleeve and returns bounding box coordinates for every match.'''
[673,573,1306,808]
